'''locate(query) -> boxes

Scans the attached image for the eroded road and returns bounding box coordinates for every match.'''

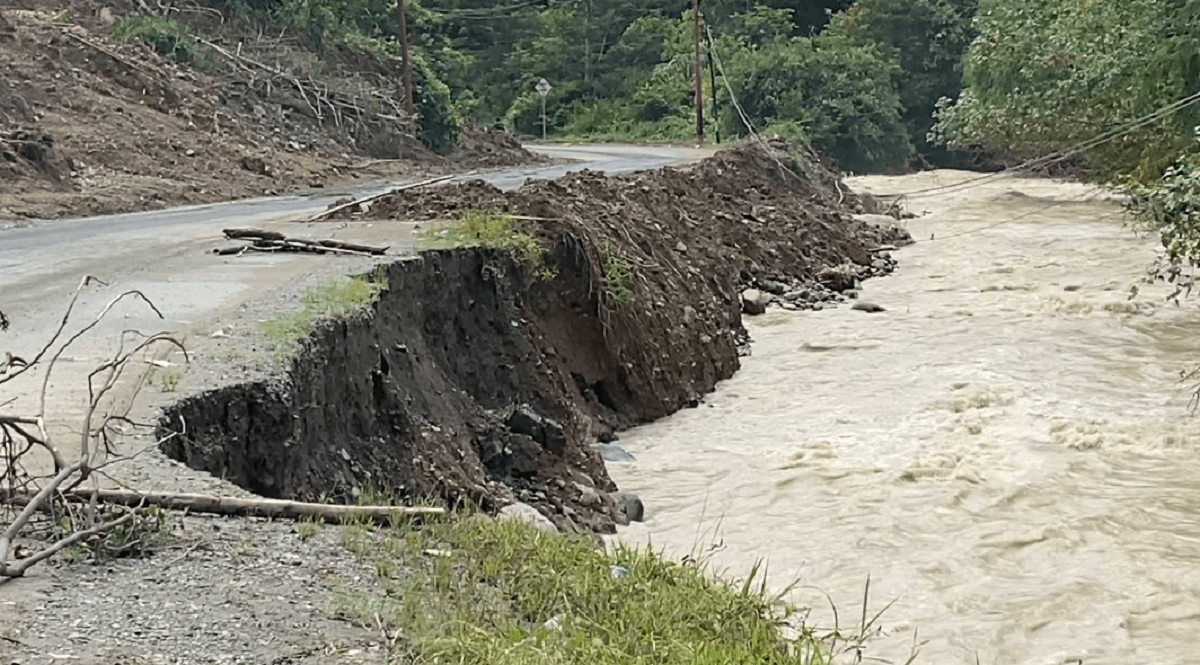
[0,143,713,479]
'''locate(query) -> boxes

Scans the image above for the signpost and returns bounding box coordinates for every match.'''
[536,77,552,141]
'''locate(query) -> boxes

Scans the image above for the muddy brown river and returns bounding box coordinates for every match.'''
[608,171,1200,664]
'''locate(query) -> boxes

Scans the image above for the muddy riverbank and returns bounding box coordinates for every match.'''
[157,141,912,533]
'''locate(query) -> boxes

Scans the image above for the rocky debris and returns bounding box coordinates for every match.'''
[613,492,645,523]
[0,126,68,182]
[348,140,912,422]
[0,515,385,665]
[506,405,568,456]
[741,289,769,315]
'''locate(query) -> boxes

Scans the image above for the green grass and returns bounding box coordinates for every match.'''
[335,511,836,665]
[109,15,212,68]
[598,241,635,313]
[261,274,384,360]
[421,209,556,281]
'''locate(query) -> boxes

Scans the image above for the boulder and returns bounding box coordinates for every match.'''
[613,491,645,523]
[573,481,602,507]
[851,301,886,313]
[741,289,768,315]
[817,265,858,292]
[498,502,558,533]
[594,442,636,462]
[506,405,567,455]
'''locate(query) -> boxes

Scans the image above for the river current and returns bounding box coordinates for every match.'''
[608,171,1200,664]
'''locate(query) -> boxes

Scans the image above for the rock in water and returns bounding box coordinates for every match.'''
[741,289,768,315]
[852,302,886,313]
[498,502,558,533]
[613,492,645,523]
[594,442,636,462]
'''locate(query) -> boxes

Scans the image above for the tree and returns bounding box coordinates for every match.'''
[824,0,976,160]
[932,0,1200,181]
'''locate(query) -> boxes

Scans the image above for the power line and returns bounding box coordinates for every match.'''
[892,89,1200,202]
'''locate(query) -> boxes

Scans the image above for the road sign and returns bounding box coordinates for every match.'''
[536,78,552,141]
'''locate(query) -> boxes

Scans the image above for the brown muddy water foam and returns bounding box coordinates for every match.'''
[608,171,1200,665]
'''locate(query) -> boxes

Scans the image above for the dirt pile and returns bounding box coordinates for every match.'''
[351,140,911,419]
[0,3,545,220]
[158,142,910,534]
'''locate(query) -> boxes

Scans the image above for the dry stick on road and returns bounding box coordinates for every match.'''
[308,174,456,222]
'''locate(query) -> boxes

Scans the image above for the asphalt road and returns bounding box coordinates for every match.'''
[0,143,710,313]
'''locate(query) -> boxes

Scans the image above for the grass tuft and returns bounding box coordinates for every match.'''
[261,274,384,360]
[421,209,556,281]
[598,241,635,312]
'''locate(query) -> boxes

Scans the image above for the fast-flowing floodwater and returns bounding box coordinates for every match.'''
[608,171,1200,665]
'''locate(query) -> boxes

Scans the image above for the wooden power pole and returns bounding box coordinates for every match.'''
[397,0,415,113]
[693,0,705,145]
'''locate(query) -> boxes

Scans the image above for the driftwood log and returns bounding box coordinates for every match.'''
[217,229,389,256]
[3,488,444,524]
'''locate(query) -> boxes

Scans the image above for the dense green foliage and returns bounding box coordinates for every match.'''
[825,0,976,156]
[188,0,987,170]
[408,0,978,171]
[935,0,1200,273]
[934,0,1200,180]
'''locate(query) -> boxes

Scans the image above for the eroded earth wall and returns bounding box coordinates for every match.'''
[160,142,912,533]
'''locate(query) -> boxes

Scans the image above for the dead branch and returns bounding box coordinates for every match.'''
[1,283,187,576]
[308,174,456,222]
[0,459,85,571]
[3,488,444,524]
[0,275,106,387]
[219,229,389,256]
[0,506,135,577]
[224,228,285,241]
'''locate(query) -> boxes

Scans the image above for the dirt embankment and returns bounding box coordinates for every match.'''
[0,4,543,220]
[158,143,911,533]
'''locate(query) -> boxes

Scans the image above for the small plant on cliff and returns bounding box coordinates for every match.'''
[422,209,557,280]
[598,240,636,312]
[110,15,211,68]
[261,274,384,361]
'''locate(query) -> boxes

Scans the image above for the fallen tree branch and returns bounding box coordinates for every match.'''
[0,508,135,577]
[0,459,86,568]
[224,228,285,241]
[3,488,444,523]
[308,174,456,222]
[219,229,389,256]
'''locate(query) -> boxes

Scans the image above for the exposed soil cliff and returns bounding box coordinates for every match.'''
[159,142,911,533]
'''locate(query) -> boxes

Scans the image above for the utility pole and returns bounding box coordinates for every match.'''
[396,0,415,113]
[707,30,720,144]
[693,0,705,145]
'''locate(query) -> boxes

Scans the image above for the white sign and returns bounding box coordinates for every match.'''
[536,78,552,97]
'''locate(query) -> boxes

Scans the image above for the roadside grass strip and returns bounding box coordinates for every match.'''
[336,510,834,665]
